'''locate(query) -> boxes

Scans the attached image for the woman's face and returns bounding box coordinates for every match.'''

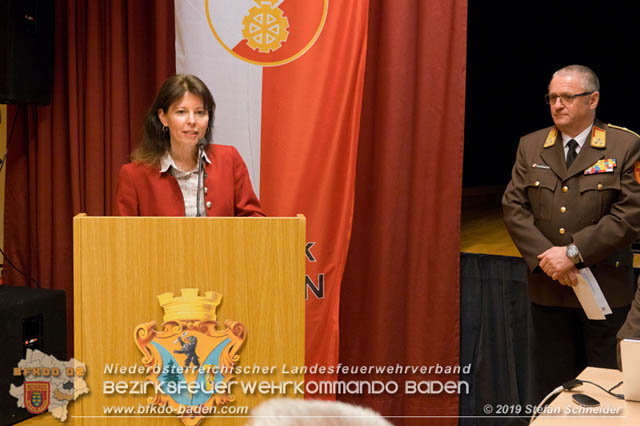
[158,91,209,150]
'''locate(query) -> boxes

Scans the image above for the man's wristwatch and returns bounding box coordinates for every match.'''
[566,243,583,265]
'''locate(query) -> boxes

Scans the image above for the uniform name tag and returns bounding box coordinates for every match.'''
[532,163,550,169]
[584,159,616,175]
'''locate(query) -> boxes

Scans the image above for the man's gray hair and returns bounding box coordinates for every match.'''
[552,65,600,92]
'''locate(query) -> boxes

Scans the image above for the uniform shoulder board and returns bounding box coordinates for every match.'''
[608,123,640,138]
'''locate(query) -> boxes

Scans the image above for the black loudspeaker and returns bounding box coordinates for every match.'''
[0,0,54,105]
[0,285,66,426]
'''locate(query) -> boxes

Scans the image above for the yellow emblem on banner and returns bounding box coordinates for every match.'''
[135,289,246,426]
[206,0,328,66]
[591,126,606,148]
[241,0,290,53]
[544,127,557,148]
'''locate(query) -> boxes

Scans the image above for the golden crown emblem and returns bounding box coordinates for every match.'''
[157,288,222,323]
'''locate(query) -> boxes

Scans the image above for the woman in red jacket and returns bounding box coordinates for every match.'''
[115,74,265,217]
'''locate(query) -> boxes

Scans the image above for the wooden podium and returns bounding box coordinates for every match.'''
[68,214,305,425]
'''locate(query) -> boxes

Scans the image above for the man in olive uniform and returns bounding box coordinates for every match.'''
[502,65,640,402]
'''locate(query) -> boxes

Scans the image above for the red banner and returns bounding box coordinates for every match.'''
[259,1,369,388]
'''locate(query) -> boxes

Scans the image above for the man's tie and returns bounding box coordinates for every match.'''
[566,139,578,168]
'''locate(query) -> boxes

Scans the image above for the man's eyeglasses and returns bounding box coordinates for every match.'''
[544,91,594,105]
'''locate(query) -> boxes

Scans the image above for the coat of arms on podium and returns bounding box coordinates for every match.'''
[135,288,246,426]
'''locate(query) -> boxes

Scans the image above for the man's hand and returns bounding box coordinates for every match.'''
[538,246,578,285]
[556,267,579,287]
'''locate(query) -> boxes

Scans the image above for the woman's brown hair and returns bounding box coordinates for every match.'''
[131,74,216,166]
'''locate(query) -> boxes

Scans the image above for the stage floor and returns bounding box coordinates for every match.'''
[460,186,640,266]
[460,187,520,257]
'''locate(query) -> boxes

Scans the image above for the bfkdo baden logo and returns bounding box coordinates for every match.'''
[10,350,89,422]
[205,0,328,66]
[135,288,246,426]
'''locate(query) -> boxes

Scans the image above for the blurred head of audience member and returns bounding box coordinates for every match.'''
[246,397,392,426]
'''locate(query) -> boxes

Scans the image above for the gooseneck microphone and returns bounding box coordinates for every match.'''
[196,138,207,217]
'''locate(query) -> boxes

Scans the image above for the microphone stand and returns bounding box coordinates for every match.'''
[196,141,205,217]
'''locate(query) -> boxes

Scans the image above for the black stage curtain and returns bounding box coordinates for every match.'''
[459,253,533,426]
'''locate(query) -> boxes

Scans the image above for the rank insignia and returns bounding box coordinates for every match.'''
[584,159,616,175]
[135,289,246,426]
[590,126,606,148]
[544,128,557,148]
[24,382,50,414]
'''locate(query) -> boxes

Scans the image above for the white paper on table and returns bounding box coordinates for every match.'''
[572,267,613,320]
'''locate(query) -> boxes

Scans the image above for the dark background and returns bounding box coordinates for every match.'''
[464,2,640,188]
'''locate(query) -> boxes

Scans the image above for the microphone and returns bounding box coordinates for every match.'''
[197,138,207,152]
[196,138,207,217]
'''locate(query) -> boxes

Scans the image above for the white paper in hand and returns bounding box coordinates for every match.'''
[572,267,612,320]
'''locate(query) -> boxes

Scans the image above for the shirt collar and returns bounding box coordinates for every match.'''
[159,149,212,174]
[562,125,592,149]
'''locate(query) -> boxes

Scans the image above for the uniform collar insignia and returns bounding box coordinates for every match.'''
[590,126,606,148]
[543,127,557,148]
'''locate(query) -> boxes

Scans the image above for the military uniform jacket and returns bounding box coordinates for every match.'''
[502,120,640,308]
